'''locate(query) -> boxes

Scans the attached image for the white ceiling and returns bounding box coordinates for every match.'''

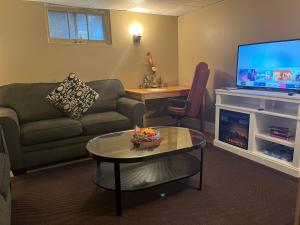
[28,0,224,16]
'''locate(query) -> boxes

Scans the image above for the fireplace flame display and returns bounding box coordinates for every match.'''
[219,110,250,150]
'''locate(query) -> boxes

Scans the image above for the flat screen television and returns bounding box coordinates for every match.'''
[236,39,300,92]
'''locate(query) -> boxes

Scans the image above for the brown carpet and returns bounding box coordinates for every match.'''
[11,144,298,225]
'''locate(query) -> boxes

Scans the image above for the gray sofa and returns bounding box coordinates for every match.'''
[0,79,145,173]
[0,126,11,225]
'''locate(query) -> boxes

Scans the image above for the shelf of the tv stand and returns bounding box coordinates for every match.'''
[255,132,295,148]
[217,89,300,103]
[216,104,299,120]
[214,139,297,176]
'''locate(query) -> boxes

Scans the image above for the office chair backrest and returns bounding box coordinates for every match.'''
[186,62,210,118]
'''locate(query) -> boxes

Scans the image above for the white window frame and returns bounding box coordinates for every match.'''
[45,4,112,44]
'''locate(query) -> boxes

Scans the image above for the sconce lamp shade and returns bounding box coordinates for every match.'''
[133,35,142,44]
[129,22,143,44]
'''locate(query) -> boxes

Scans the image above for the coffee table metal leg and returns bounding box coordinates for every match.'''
[96,159,101,168]
[114,162,122,216]
[95,159,101,177]
[199,147,203,191]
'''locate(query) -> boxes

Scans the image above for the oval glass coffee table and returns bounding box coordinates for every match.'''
[86,126,206,216]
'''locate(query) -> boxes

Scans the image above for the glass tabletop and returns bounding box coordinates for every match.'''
[86,126,206,163]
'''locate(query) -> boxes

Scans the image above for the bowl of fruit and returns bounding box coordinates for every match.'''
[131,127,162,149]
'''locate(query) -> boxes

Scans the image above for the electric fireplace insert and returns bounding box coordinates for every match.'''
[219,109,250,150]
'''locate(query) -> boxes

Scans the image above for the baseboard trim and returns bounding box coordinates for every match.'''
[27,157,92,174]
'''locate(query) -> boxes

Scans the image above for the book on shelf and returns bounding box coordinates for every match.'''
[270,134,294,141]
[269,126,290,132]
[268,126,295,140]
[263,145,293,162]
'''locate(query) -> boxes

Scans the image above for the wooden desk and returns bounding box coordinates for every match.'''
[125,86,205,129]
[126,86,191,127]
[125,86,190,103]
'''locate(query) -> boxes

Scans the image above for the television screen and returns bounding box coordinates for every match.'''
[236,39,300,91]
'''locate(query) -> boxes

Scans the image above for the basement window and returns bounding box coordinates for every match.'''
[46,5,112,44]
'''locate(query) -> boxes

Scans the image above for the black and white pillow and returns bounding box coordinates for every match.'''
[47,73,99,119]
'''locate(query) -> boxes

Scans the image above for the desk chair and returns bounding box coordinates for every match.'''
[167,62,210,128]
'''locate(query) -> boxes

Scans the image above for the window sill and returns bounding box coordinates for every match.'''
[47,38,112,45]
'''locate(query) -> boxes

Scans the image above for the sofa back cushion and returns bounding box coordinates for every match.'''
[0,79,125,123]
[0,83,65,123]
[86,79,125,114]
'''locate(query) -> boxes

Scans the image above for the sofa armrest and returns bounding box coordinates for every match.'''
[0,107,24,172]
[0,126,11,198]
[117,97,145,128]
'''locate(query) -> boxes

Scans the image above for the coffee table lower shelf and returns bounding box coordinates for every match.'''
[92,153,201,191]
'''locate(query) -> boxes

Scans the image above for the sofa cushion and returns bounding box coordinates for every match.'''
[22,135,95,153]
[0,83,67,123]
[0,79,124,123]
[47,73,99,119]
[21,118,83,146]
[86,79,125,114]
[0,152,10,198]
[80,112,131,135]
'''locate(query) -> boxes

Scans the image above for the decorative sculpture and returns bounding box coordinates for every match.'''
[141,52,162,88]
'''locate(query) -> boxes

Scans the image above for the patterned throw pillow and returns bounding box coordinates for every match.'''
[47,73,99,119]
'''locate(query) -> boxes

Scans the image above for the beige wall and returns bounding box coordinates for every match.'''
[0,0,178,88]
[4,0,300,123]
[178,0,300,122]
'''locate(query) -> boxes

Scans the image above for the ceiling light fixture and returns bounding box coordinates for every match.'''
[129,7,149,13]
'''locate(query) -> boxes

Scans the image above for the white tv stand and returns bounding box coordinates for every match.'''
[214,89,300,177]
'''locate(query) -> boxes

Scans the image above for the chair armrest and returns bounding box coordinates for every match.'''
[0,107,24,172]
[117,97,145,128]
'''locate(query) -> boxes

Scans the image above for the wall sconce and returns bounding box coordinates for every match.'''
[129,22,144,44]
